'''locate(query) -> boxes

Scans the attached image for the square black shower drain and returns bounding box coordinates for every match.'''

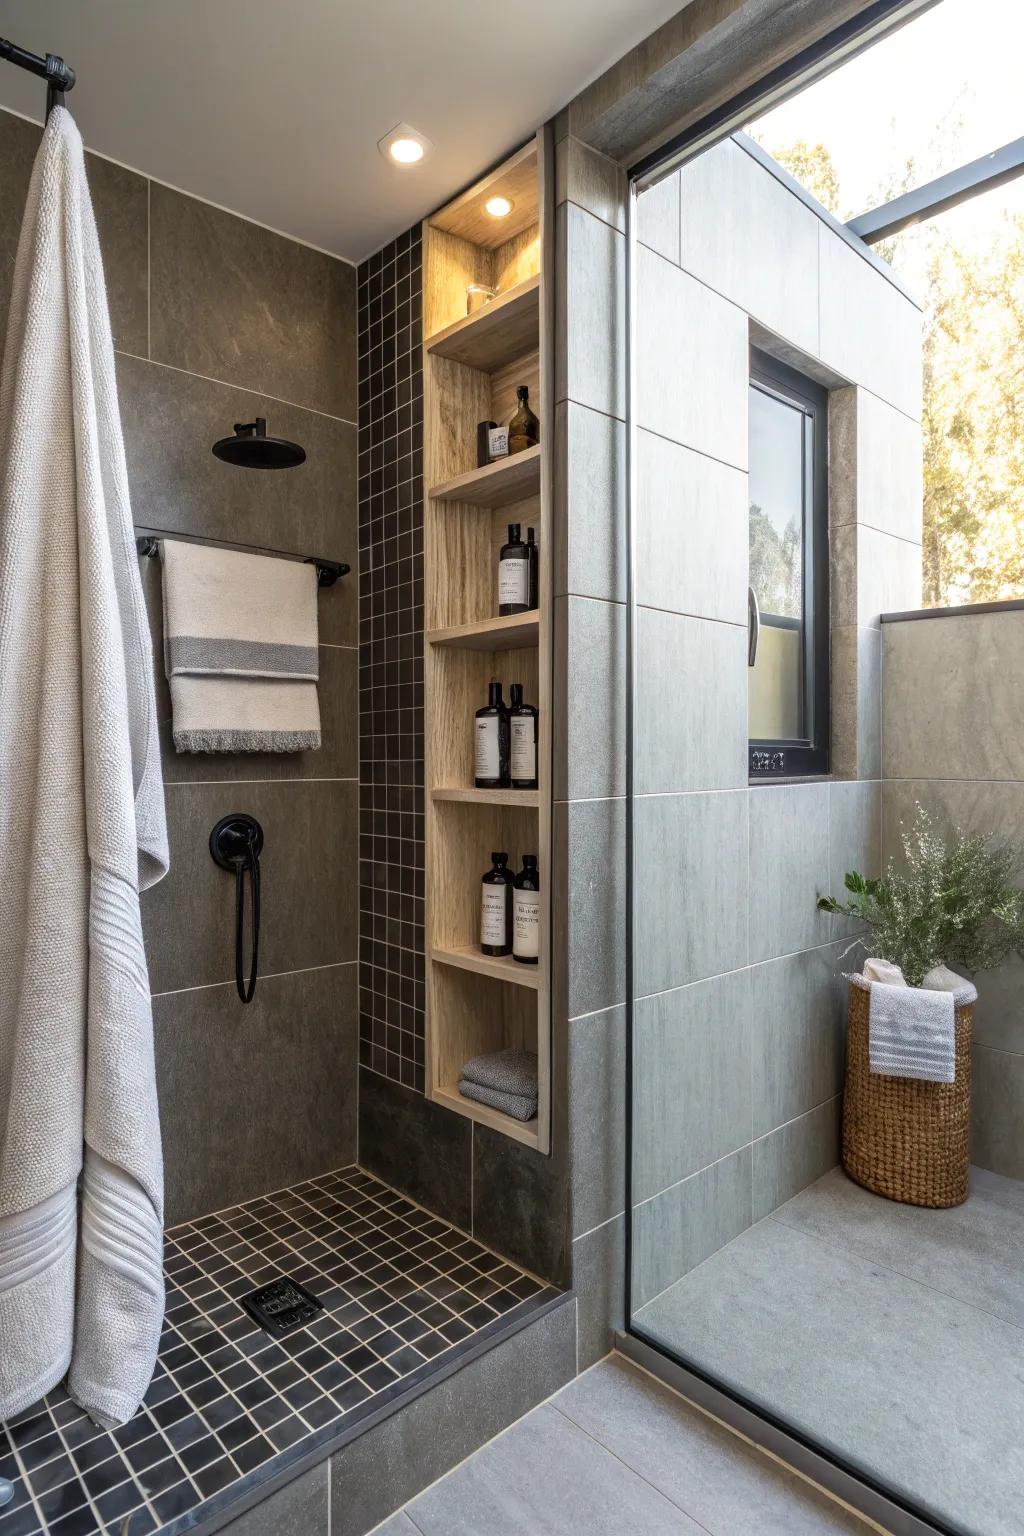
[241,1275,324,1335]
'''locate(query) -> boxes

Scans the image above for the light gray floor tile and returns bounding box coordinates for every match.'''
[369,1517,419,1536]
[635,1218,1024,1535]
[773,1164,1024,1330]
[555,1357,867,1534]
[405,1402,702,1535]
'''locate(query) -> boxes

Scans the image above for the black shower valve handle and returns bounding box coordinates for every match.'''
[210,814,264,1004]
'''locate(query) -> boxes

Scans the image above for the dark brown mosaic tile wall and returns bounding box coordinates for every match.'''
[357,226,426,1091]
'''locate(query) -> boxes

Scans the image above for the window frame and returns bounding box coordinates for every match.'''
[747,348,830,780]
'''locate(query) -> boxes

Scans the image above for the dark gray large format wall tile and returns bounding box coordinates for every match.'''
[358,1068,472,1231]
[0,109,148,359]
[568,1006,626,1238]
[750,944,846,1140]
[633,971,752,1203]
[142,778,358,992]
[118,353,357,645]
[632,1147,752,1309]
[634,608,747,793]
[633,791,748,995]
[328,1296,576,1536]
[555,796,627,1019]
[472,1127,569,1284]
[155,964,357,1224]
[220,1462,329,1536]
[573,1215,625,1370]
[748,783,830,963]
[149,182,356,418]
[555,596,626,800]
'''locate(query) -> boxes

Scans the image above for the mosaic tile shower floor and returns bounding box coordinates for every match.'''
[0,1166,557,1536]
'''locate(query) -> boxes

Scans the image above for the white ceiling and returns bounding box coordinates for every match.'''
[0,0,684,263]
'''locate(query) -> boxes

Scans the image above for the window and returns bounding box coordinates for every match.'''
[748,350,829,777]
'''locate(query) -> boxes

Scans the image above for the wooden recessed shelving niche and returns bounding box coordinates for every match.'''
[422,133,552,1153]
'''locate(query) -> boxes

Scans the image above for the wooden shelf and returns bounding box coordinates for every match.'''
[431,787,540,807]
[427,613,538,651]
[426,276,540,372]
[432,1082,540,1149]
[429,445,541,509]
[431,944,543,990]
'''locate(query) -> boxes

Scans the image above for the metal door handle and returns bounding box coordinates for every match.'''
[747,586,760,667]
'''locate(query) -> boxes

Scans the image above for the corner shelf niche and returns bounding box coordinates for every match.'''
[422,134,552,1154]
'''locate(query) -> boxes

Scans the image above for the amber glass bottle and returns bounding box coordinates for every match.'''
[507,385,539,454]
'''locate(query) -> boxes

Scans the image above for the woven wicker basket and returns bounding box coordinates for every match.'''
[843,978,972,1208]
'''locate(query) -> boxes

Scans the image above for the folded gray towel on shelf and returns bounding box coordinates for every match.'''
[458,1078,538,1123]
[161,539,321,752]
[460,1047,538,1098]
[862,957,977,1083]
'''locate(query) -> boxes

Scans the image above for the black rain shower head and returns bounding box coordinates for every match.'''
[212,417,306,470]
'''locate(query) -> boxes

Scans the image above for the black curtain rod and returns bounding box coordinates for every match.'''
[0,38,75,118]
[134,527,349,588]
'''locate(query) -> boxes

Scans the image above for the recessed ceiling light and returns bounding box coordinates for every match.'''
[485,196,513,218]
[378,123,431,169]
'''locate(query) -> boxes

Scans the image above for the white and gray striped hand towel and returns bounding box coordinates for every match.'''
[866,963,976,1082]
[161,540,321,752]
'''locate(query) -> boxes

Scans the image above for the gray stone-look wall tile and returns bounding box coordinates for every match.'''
[555,797,626,1019]
[678,139,819,358]
[556,201,625,419]
[555,136,626,231]
[572,1216,625,1371]
[569,1008,626,1238]
[973,954,1024,1055]
[633,970,752,1202]
[635,429,747,626]
[831,523,922,629]
[220,1463,329,1536]
[832,387,923,545]
[881,778,1024,867]
[634,791,749,995]
[142,779,357,992]
[554,400,627,603]
[883,612,1024,781]
[149,182,356,418]
[632,1147,752,1308]
[155,964,357,1225]
[329,1297,576,1536]
[635,609,747,794]
[750,944,846,1140]
[555,597,626,801]
[972,1047,1024,1180]
[472,1126,569,1285]
[358,1067,472,1232]
[117,353,357,646]
[752,1096,841,1219]
[635,244,747,467]
[828,779,881,936]
[636,170,680,263]
[831,624,880,781]
[748,783,830,964]
[818,226,923,420]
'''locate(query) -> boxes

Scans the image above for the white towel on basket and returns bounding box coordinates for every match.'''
[863,958,977,1083]
[0,108,168,1425]
[161,539,321,752]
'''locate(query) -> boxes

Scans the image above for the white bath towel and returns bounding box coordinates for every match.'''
[161,539,321,752]
[0,108,168,1426]
[864,961,976,1083]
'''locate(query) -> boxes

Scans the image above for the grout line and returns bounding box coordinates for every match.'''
[112,349,357,427]
[146,177,151,360]
[634,419,747,477]
[151,959,356,1000]
[162,776,358,787]
[572,1211,623,1245]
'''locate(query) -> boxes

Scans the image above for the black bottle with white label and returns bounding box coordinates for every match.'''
[526,527,539,609]
[474,680,509,788]
[498,523,531,616]
[508,683,538,790]
[481,852,513,956]
[513,855,541,965]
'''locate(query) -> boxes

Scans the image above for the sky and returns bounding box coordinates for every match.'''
[749,0,1024,222]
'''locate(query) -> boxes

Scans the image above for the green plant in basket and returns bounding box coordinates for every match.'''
[818,805,1024,986]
